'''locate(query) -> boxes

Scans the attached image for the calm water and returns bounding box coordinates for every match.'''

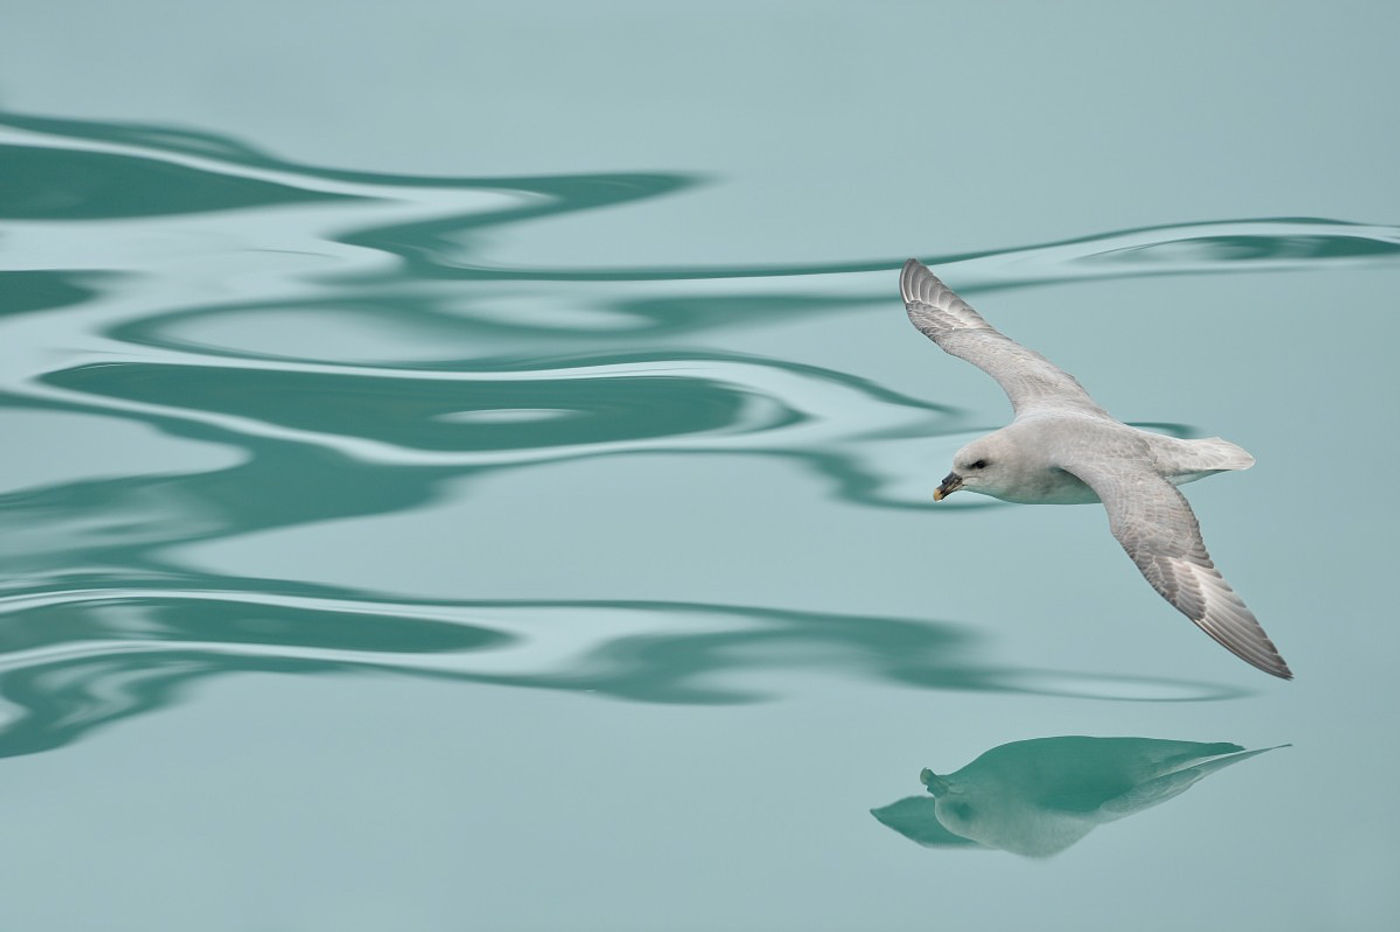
[2,3,1399,929]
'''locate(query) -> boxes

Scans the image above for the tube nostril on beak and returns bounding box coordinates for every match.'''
[935,471,963,501]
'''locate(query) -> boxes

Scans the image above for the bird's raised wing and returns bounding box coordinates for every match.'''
[1059,455,1292,679]
[901,259,1108,417]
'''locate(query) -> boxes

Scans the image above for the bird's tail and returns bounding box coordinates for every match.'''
[1182,436,1255,472]
[1153,434,1255,485]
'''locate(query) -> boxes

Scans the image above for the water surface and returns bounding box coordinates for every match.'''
[2,3,1399,930]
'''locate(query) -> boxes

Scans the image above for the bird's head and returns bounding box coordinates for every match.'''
[934,436,1014,501]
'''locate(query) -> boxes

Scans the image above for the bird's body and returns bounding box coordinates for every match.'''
[965,416,1255,505]
[900,259,1291,679]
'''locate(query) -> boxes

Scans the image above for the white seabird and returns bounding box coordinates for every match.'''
[901,258,1291,679]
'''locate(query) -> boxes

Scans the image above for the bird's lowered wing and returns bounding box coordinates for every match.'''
[1059,454,1292,679]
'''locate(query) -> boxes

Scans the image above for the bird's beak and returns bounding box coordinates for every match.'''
[933,471,963,501]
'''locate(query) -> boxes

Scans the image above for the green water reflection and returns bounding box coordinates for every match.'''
[0,589,1249,761]
[2,1,1399,925]
[0,144,352,219]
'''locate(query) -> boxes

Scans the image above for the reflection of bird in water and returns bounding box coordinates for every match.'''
[900,259,1291,678]
[872,735,1285,857]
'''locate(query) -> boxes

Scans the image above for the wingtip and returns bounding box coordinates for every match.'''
[1253,632,1293,680]
[900,257,932,305]
[1252,647,1293,680]
[1241,639,1293,681]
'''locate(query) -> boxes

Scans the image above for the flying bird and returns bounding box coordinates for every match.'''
[901,258,1291,678]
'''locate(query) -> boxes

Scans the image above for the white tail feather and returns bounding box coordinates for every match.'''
[1186,437,1255,471]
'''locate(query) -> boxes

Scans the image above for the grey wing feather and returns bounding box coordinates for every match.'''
[901,259,1108,417]
[1061,457,1293,679]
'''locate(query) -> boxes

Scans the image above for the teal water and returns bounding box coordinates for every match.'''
[3,3,1399,929]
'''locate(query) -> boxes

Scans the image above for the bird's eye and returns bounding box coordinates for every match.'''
[971,459,987,470]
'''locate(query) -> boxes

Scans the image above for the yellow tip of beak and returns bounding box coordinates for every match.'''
[932,488,946,502]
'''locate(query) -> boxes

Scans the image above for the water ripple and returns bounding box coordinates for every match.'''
[5,110,1397,286]
[0,110,1339,760]
[0,586,1245,759]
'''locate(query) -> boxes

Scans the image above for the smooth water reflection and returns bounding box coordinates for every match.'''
[4,0,1400,924]
[0,587,1250,760]
[3,109,1386,758]
[872,736,1284,857]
